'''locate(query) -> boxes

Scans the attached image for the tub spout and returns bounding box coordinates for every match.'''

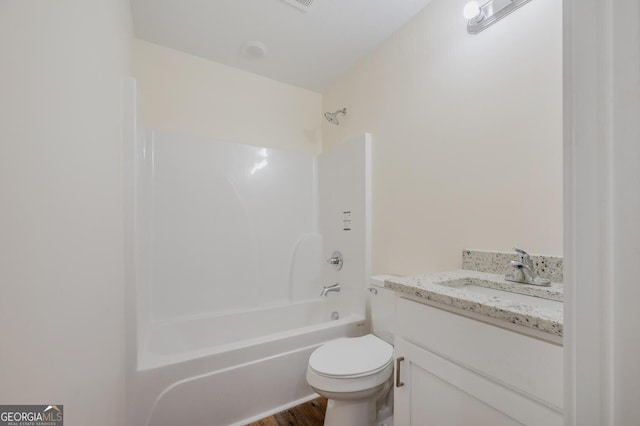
[320,283,341,297]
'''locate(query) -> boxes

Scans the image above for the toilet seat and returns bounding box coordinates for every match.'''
[307,335,394,394]
[309,335,393,378]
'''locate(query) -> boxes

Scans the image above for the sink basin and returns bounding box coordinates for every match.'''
[438,278,563,310]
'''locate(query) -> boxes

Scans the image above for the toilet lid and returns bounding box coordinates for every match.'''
[309,335,393,377]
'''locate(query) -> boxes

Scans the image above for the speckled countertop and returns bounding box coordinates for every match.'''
[385,269,564,337]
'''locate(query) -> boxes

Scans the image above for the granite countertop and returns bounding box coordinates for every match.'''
[385,269,564,337]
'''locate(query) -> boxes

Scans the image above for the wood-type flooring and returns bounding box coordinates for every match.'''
[246,397,327,426]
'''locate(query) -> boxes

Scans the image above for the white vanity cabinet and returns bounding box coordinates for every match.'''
[393,297,563,426]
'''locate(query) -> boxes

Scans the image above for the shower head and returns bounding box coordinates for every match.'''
[324,108,347,125]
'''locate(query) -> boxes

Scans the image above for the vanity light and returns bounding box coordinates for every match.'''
[463,1,482,21]
[464,0,534,34]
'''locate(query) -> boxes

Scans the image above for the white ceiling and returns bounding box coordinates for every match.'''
[131,0,433,92]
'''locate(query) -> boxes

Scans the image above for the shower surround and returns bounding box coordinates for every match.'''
[127,130,371,426]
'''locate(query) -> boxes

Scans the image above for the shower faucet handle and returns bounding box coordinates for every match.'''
[326,251,343,271]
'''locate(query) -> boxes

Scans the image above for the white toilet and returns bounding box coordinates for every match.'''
[306,276,396,426]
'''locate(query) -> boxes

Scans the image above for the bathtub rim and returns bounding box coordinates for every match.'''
[147,297,329,328]
[138,312,366,371]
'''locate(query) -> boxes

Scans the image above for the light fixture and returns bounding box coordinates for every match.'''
[464,0,534,34]
[463,1,482,21]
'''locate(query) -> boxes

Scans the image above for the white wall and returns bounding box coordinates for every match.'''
[0,1,132,425]
[322,0,563,275]
[133,40,323,154]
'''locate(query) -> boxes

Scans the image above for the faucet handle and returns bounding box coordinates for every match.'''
[513,247,529,256]
[512,247,532,265]
[326,250,343,271]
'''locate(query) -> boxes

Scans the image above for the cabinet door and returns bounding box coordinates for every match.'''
[394,337,562,426]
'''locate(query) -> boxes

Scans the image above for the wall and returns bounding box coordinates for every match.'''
[322,0,563,275]
[133,40,323,154]
[0,1,132,425]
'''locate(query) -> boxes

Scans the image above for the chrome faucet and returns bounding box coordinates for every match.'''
[505,248,551,286]
[320,283,341,297]
[326,251,343,271]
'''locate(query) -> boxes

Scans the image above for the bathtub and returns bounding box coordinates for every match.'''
[130,299,366,426]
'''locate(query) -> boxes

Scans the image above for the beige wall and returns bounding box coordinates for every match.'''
[323,0,563,275]
[0,1,132,424]
[133,40,323,154]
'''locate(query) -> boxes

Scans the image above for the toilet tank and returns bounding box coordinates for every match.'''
[369,275,397,345]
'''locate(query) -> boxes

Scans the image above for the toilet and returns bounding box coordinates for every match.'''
[306,276,396,426]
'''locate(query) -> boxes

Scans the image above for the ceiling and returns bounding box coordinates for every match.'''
[131,0,434,92]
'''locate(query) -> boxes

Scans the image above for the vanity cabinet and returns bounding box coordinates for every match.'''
[393,297,563,426]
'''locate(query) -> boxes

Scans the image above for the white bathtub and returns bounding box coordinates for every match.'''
[130,299,366,426]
